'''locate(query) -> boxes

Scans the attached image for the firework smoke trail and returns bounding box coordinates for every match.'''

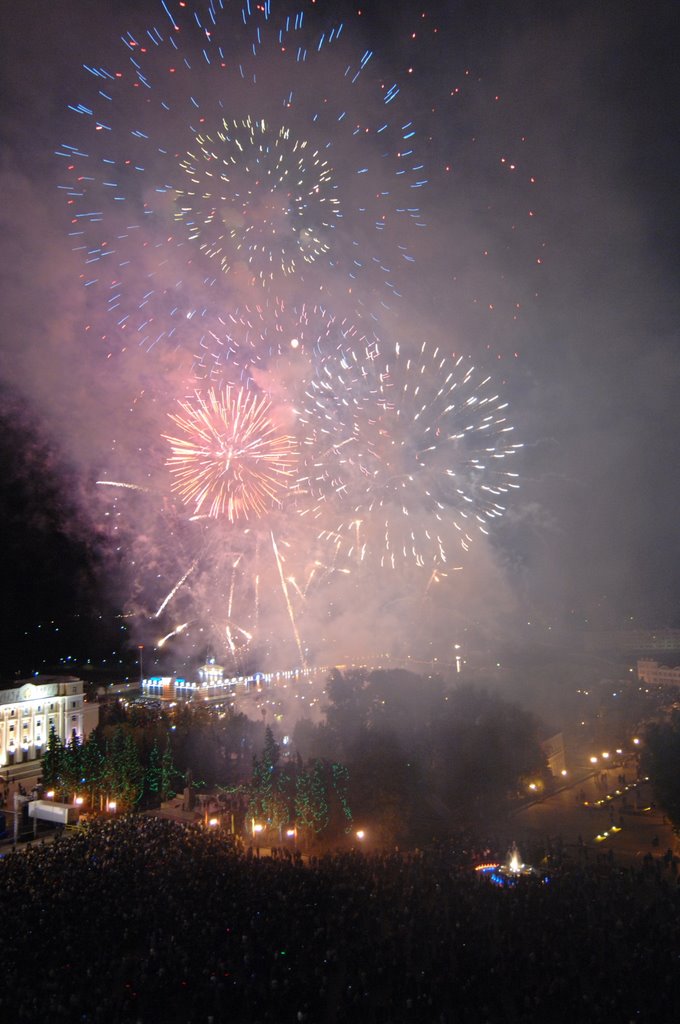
[224,554,241,663]
[224,618,253,646]
[53,0,432,665]
[288,577,306,601]
[164,386,298,521]
[51,2,528,667]
[253,533,261,634]
[153,559,198,619]
[270,530,305,666]
[96,480,149,493]
[158,621,189,648]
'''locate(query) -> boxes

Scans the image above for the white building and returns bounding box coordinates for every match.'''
[143,658,233,702]
[541,732,567,777]
[0,676,99,768]
[637,660,680,687]
[142,658,271,702]
[198,657,225,687]
[585,628,680,654]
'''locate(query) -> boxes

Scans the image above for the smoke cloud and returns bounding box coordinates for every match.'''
[1,0,678,679]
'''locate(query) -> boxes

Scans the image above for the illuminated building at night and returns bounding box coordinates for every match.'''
[541,732,567,777]
[584,628,680,655]
[637,659,680,687]
[0,676,98,768]
[143,657,233,701]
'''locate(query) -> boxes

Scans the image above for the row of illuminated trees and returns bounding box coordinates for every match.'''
[40,721,354,842]
[40,670,553,844]
[243,727,353,843]
[41,726,178,811]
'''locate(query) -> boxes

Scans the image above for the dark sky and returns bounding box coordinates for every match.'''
[1,0,679,677]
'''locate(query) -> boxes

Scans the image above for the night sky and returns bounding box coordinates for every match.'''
[1,0,678,679]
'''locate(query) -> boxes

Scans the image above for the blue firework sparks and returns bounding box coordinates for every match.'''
[56,0,427,360]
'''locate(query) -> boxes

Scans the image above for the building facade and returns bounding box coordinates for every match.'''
[637,659,680,687]
[141,659,280,702]
[541,732,567,777]
[585,628,680,655]
[143,658,234,702]
[0,676,98,768]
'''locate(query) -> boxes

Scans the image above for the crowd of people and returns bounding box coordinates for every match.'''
[2,815,680,1023]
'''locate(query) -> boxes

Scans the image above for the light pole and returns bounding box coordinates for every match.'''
[138,645,144,689]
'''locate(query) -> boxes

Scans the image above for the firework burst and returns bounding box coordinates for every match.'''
[175,115,340,285]
[307,341,522,569]
[54,2,527,669]
[164,386,298,522]
[57,0,427,357]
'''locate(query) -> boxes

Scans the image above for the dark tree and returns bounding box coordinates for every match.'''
[103,727,144,810]
[324,668,370,754]
[294,758,353,844]
[146,739,163,807]
[160,742,179,803]
[642,712,680,829]
[41,727,64,792]
[81,732,104,808]
[348,731,420,847]
[61,732,83,801]
[292,718,339,763]
[247,726,291,838]
[295,760,329,837]
[429,684,547,824]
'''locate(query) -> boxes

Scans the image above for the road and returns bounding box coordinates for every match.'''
[511,766,678,865]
